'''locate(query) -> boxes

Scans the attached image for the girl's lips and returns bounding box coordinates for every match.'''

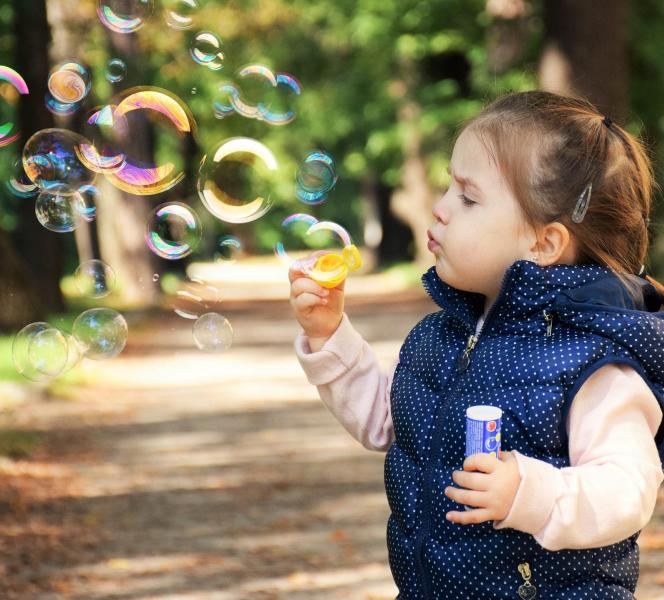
[427,229,440,251]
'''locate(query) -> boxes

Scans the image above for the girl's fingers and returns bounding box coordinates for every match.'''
[291,277,330,299]
[293,292,327,311]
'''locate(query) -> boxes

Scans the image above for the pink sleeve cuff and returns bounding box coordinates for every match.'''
[493,450,558,534]
[294,314,365,385]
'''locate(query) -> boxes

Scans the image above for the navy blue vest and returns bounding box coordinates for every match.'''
[385,260,664,599]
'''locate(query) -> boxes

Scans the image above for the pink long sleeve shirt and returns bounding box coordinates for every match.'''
[295,313,664,551]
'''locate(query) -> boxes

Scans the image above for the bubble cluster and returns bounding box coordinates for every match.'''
[74,259,116,298]
[193,312,233,352]
[106,58,127,83]
[145,202,202,260]
[0,66,29,148]
[197,137,277,224]
[12,322,76,382]
[97,0,154,33]
[190,31,224,70]
[295,151,337,204]
[23,128,96,195]
[166,0,199,29]
[73,308,128,360]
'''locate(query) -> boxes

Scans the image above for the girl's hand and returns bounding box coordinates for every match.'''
[443,450,521,525]
[289,260,345,343]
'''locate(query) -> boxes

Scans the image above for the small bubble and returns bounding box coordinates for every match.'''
[153,273,160,282]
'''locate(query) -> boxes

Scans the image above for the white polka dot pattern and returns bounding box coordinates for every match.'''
[384,260,664,599]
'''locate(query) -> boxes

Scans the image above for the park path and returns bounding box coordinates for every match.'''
[2,285,664,599]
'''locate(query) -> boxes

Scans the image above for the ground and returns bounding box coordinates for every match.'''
[1,281,664,599]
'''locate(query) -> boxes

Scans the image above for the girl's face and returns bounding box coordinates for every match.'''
[429,128,536,312]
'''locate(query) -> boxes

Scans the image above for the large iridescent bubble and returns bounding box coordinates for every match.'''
[77,105,128,174]
[145,202,202,260]
[97,0,154,33]
[102,88,195,195]
[23,128,96,194]
[197,137,277,223]
[73,308,128,360]
[0,66,29,148]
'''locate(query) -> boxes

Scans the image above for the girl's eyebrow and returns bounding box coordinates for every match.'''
[446,164,484,196]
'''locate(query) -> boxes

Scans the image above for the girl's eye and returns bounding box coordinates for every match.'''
[458,194,475,207]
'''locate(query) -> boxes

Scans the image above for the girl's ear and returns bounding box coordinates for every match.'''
[529,222,574,266]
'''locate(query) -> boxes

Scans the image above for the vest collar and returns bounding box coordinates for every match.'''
[421,259,661,334]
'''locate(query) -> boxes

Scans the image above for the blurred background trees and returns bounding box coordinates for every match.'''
[0,0,663,331]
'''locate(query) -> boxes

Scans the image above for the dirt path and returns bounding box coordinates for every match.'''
[2,292,664,599]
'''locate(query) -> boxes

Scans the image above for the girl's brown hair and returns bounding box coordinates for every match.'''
[460,90,664,308]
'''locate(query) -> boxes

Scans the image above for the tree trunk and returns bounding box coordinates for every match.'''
[10,0,65,316]
[390,100,437,268]
[539,0,629,120]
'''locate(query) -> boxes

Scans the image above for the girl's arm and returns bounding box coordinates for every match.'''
[493,363,664,550]
[295,313,396,452]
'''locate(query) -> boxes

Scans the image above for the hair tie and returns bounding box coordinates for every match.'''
[602,115,613,129]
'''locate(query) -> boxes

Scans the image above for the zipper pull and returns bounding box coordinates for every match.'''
[542,310,554,337]
[517,562,537,598]
[456,333,478,372]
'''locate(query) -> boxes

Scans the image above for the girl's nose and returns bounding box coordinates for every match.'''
[432,194,450,225]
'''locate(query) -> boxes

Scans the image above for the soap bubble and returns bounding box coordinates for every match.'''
[73,308,128,360]
[295,151,337,204]
[232,64,277,119]
[0,66,29,148]
[5,159,37,198]
[274,213,319,265]
[105,58,127,83]
[214,235,242,263]
[12,322,68,381]
[190,31,224,70]
[48,61,91,104]
[103,87,195,195]
[152,273,160,282]
[145,202,202,260]
[172,277,221,320]
[74,184,99,222]
[260,72,301,126]
[35,192,86,233]
[77,105,128,174]
[197,137,277,224]
[193,312,233,352]
[212,82,239,119]
[23,128,96,194]
[74,259,116,298]
[45,91,81,117]
[97,0,154,33]
[166,0,198,29]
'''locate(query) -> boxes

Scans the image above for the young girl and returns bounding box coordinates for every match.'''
[289,90,664,599]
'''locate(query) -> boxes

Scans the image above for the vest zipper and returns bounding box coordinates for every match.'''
[456,333,479,372]
[543,309,554,337]
[413,268,517,597]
